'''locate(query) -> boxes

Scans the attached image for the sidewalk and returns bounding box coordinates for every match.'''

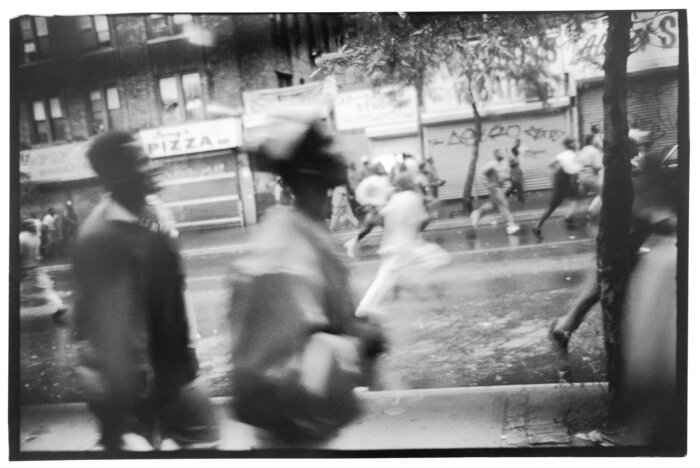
[17,382,638,453]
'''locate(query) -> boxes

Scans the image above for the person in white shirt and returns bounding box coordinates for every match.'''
[41,207,59,258]
[356,175,449,318]
[577,133,604,220]
[470,149,520,235]
[532,137,582,240]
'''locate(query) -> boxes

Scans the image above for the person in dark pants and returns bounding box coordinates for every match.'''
[72,131,219,451]
[548,145,677,382]
[504,139,526,203]
[532,137,582,240]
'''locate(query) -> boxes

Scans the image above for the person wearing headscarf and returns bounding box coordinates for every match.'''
[228,112,386,442]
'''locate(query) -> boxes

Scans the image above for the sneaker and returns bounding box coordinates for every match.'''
[506,224,520,235]
[470,210,480,228]
[532,226,543,240]
[549,322,570,359]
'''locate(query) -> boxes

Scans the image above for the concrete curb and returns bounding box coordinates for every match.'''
[18,382,619,452]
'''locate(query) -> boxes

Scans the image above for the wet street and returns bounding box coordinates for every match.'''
[20,219,608,405]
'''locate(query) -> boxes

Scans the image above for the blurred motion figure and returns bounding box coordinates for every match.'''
[72,131,218,451]
[228,113,386,442]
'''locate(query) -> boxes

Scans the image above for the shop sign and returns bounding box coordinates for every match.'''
[242,77,337,115]
[561,11,679,80]
[20,142,94,183]
[140,118,243,158]
[334,85,418,131]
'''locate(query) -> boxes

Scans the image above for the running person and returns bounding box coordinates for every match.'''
[470,149,521,235]
[532,137,582,240]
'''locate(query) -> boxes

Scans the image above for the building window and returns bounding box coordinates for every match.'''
[32,97,66,143]
[20,16,50,63]
[89,85,123,134]
[147,14,193,39]
[270,13,291,58]
[276,71,293,88]
[78,15,112,50]
[158,72,204,125]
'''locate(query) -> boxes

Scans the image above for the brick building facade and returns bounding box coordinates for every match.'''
[13,13,343,225]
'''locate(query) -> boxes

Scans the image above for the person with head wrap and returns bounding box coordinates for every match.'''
[72,131,219,451]
[228,112,386,442]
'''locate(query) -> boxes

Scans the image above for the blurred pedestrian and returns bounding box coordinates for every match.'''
[356,174,450,318]
[402,153,420,179]
[228,113,386,442]
[72,131,219,451]
[29,211,43,247]
[532,137,582,240]
[19,218,68,323]
[343,172,394,258]
[548,133,677,382]
[504,139,526,203]
[329,183,359,232]
[61,200,79,249]
[273,176,294,206]
[423,156,445,199]
[348,161,362,193]
[577,133,604,220]
[470,149,521,235]
[41,207,59,258]
[416,163,440,221]
[359,156,373,180]
[347,161,363,215]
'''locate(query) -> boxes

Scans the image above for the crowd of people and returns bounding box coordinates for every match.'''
[17,115,677,449]
[19,201,78,322]
[25,202,79,260]
[328,152,445,235]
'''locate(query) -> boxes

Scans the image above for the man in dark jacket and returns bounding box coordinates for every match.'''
[73,131,218,451]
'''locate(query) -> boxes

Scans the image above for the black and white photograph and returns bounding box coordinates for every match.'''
[5,2,690,460]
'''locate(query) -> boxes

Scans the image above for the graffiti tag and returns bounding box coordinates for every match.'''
[429,123,566,148]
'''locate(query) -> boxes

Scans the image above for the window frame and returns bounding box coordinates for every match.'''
[146,14,194,40]
[31,96,67,144]
[88,85,122,135]
[78,15,113,50]
[20,16,50,64]
[157,72,206,125]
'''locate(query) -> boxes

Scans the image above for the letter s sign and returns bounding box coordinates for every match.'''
[658,15,677,49]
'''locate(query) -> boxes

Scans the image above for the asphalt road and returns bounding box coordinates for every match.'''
[19,219,607,405]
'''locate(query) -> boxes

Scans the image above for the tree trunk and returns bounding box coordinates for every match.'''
[597,11,633,414]
[462,102,482,213]
[416,85,427,162]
